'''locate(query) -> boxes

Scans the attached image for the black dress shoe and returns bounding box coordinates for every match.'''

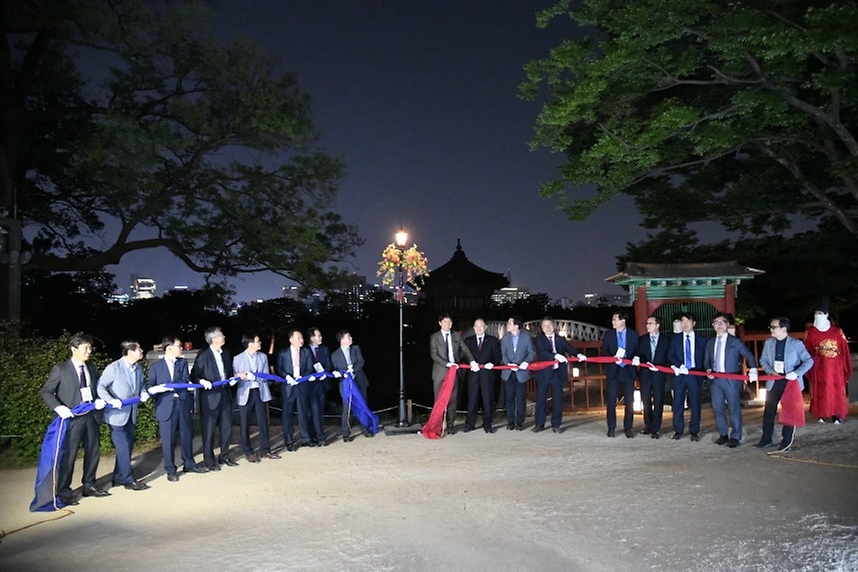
[552,427,561,434]
[462,426,475,433]
[641,429,651,435]
[364,431,375,438]
[221,458,239,467]
[183,466,208,474]
[533,426,545,433]
[485,427,495,434]
[263,452,282,460]
[124,480,151,491]
[246,453,260,463]
[515,425,524,431]
[60,496,79,506]
[690,433,700,442]
[715,434,729,445]
[651,432,660,439]
[343,435,355,442]
[753,440,774,448]
[207,464,222,471]
[507,424,515,431]
[624,429,634,438]
[672,432,683,440]
[167,473,179,482]
[726,438,740,448]
[82,487,110,498]
[607,429,615,438]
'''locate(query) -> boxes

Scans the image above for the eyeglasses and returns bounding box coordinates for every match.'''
[712,320,728,325]
[768,325,783,330]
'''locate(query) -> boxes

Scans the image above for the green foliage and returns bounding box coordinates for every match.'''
[523,0,858,238]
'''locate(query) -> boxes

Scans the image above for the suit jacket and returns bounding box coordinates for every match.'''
[276,346,314,397]
[97,357,144,426]
[233,350,272,406]
[429,330,475,383]
[534,333,579,382]
[601,328,640,383]
[704,334,758,377]
[309,344,333,390]
[668,331,709,371]
[760,336,814,391]
[464,334,501,383]
[191,346,234,409]
[500,332,535,382]
[331,345,369,390]
[145,357,194,422]
[636,331,670,384]
[40,359,102,418]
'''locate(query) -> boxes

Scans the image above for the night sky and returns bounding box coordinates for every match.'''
[107,1,652,302]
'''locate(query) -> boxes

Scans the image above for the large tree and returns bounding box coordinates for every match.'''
[521,0,857,238]
[1,0,360,290]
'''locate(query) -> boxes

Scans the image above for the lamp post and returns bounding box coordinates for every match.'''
[394,226,409,427]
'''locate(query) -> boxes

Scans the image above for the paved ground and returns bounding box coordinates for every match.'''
[1,405,857,571]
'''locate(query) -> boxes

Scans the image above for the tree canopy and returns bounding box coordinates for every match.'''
[521,0,858,238]
[1,0,360,287]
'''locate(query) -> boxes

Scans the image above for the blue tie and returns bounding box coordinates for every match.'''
[684,334,692,369]
[618,331,626,368]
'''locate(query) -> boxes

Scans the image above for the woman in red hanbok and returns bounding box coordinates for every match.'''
[804,301,852,423]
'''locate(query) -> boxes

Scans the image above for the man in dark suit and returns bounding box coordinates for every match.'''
[533,317,584,433]
[276,328,314,450]
[305,327,332,446]
[704,312,758,447]
[667,312,709,441]
[636,315,670,439]
[40,334,110,505]
[331,329,371,441]
[500,316,535,430]
[463,318,502,433]
[601,311,640,438]
[191,326,237,470]
[429,312,476,434]
[145,336,207,482]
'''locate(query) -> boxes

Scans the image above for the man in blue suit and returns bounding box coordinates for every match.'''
[234,334,280,462]
[306,327,332,446]
[331,329,371,441]
[704,313,758,447]
[667,312,709,441]
[145,336,206,482]
[636,315,670,439]
[500,316,535,431]
[601,311,640,438]
[533,317,585,433]
[276,329,314,451]
[191,326,237,470]
[97,340,149,490]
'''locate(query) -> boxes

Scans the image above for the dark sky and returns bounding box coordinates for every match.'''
[108,0,649,301]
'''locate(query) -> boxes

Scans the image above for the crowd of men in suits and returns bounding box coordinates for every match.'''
[39,326,372,506]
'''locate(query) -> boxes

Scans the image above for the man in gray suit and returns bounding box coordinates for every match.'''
[331,329,371,441]
[429,312,476,434]
[97,340,149,490]
[40,333,110,505]
[501,316,535,430]
[233,334,280,463]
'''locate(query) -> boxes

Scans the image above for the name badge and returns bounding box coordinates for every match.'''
[313,362,325,374]
[80,387,93,402]
[615,348,626,358]
[774,360,785,374]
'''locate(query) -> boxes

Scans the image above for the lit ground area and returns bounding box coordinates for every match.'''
[1,405,857,571]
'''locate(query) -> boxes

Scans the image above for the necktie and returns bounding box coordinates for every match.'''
[650,335,657,357]
[79,365,87,388]
[313,346,319,360]
[684,334,692,369]
[344,349,351,366]
[477,337,483,351]
[549,335,555,353]
[617,331,626,368]
[445,333,452,362]
[714,336,724,373]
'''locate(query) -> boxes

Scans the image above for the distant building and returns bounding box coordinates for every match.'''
[576,292,631,308]
[107,290,130,305]
[282,285,300,300]
[130,274,156,299]
[491,286,531,306]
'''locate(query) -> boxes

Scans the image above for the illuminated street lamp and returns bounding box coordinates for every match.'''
[394,226,408,427]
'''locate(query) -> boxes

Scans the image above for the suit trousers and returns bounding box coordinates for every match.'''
[200,388,233,467]
[639,372,666,433]
[465,373,496,429]
[505,378,527,426]
[239,388,270,454]
[606,374,635,431]
[433,369,462,428]
[710,377,744,440]
[281,385,300,446]
[672,373,703,435]
[109,417,136,484]
[535,370,564,429]
[298,381,325,442]
[761,378,795,445]
[59,412,100,496]
[158,396,198,474]
[340,380,368,437]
